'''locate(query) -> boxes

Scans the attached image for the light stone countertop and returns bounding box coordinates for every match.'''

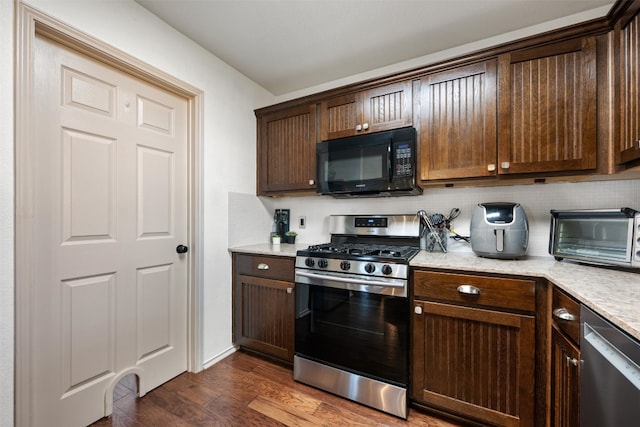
[229,244,640,342]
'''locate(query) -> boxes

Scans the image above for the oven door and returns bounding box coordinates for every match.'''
[294,272,408,387]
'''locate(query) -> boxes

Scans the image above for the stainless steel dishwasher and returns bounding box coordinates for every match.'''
[581,305,640,427]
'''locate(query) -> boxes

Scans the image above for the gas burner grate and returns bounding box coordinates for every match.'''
[303,243,418,261]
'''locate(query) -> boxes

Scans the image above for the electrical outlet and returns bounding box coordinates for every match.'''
[299,216,306,229]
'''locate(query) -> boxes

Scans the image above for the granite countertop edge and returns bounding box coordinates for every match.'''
[229,244,640,342]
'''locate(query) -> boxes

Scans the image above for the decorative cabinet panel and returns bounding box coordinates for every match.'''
[320,80,412,140]
[233,254,295,362]
[257,103,317,195]
[419,60,498,180]
[497,37,597,175]
[619,5,640,164]
[412,270,536,427]
[550,286,581,427]
[551,327,580,427]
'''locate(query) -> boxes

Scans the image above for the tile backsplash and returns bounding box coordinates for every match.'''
[229,179,640,257]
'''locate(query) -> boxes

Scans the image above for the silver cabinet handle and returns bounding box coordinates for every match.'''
[457,285,481,295]
[553,307,576,322]
[257,263,270,270]
[286,287,293,294]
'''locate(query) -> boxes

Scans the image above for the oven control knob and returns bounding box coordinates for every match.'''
[364,263,376,273]
[318,259,328,268]
[340,260,351,271]
[305,258,315,267]
[382,265,393,275]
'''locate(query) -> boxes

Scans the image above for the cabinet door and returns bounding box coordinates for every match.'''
[498,37,597,174]
[233,274,294,362]
[412,300,535,427]
[320,93,359,140]
[551,326,580,427]
[362,80,413,134]
[257,103,317,195]
[620,7,640,164]
[320,80,412,140]
[419,61,497,180]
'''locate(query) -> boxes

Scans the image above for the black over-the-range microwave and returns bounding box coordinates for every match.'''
[315,126,422,198]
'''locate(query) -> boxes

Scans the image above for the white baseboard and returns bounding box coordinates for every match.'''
[202,345,238,370]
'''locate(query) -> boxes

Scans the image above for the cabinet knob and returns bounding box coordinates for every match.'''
[257,263,270,270]
[636,140,640,149]
[487,164,496,172]
[565,355,580,367]
[362,123,369,130]
[355,124,362,131]
[501,161,510,169]
[552,307,576,322]
[457,285,481,295]
[308,179,315,186]
[414,305,423,315]
[286,287,293,294]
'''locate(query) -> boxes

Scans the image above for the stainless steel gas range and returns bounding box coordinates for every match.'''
[293,214,420,419]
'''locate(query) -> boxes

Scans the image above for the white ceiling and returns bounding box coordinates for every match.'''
[136,0,615,96]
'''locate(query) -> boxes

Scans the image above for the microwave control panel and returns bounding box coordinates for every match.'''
[394,142,413,177]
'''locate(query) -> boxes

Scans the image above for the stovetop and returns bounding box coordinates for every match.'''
[299,243,419,263]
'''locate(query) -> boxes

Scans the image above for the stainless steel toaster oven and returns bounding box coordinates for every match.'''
[549,208,640,268]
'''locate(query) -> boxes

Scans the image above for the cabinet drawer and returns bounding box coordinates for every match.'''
[234,254,294,281]
[552,286,581,345]
[413,270,536,312]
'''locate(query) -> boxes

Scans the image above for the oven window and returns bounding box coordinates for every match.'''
[555,218,631,262]
[295,284,408,386]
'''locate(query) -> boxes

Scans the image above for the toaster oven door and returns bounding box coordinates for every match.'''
[550,209,636,265]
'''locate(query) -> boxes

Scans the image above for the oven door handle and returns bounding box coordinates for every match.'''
[295,270,405,288]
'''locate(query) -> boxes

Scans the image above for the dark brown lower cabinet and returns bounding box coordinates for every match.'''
[232,253,295,362]
[412,301,535,427]
[550,286,581,427]
[550,326,580,427]
[411,270,537,427]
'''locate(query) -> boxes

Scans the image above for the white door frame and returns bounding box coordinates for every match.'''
[14,3,204,425]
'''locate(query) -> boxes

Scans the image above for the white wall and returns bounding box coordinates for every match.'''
[274,5,612,103]
[2,3,274,423]
[0,0,14,425]
[21,0,275,363]
[233,179,640,258]
[0,1,626,426]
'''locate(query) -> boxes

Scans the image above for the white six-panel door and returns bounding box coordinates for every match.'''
[31,33,188,426]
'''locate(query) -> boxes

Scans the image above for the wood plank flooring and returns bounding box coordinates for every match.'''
[91,351,463,426]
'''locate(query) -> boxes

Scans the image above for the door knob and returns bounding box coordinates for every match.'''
[176,245,189,254]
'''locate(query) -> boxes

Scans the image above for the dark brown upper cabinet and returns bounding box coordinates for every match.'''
[320,80,412,140]
[619,4,640,165]
[419,60,498,180]
[497,37,597,175]
[257,103,318,196]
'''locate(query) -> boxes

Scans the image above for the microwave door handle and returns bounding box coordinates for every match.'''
[387,143,392,181]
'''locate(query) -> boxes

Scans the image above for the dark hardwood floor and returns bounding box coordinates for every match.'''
[91,351,462,426]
